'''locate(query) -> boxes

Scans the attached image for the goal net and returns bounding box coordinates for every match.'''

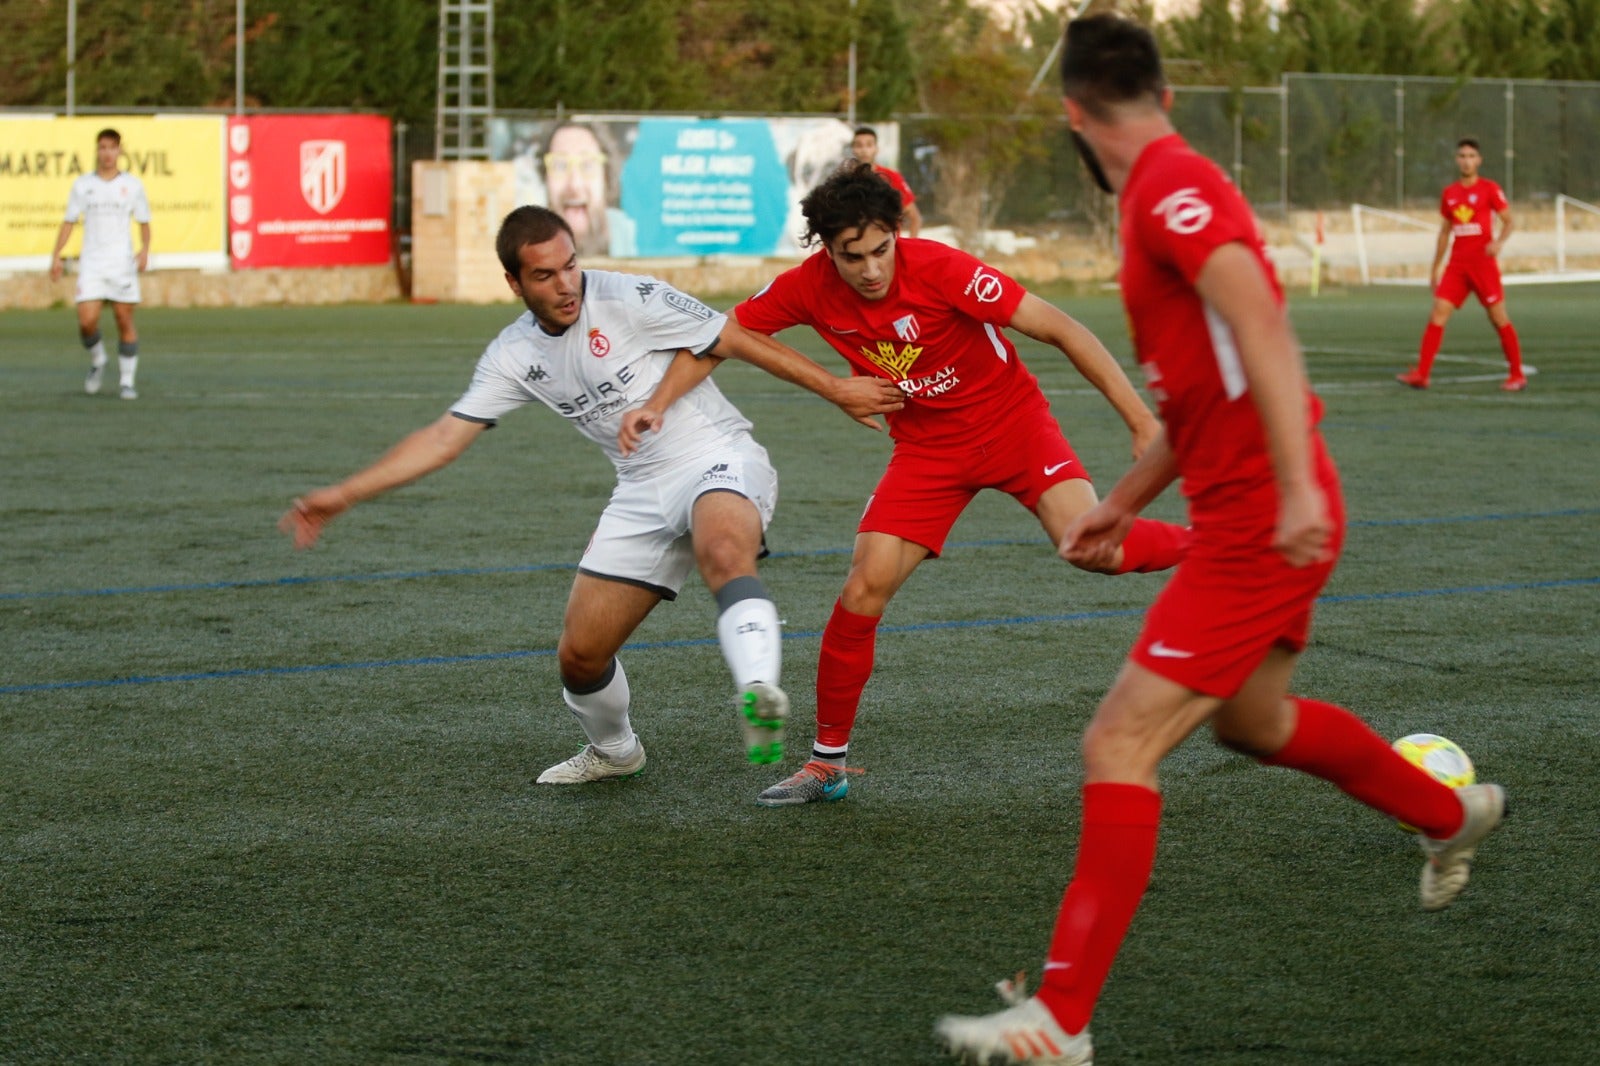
[1348,198,1600,287]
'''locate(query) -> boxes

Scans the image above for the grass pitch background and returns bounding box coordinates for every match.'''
[2,284,1596,1063]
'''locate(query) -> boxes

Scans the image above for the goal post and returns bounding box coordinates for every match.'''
[1350,204,1435,287]
[1555,194,1600,273]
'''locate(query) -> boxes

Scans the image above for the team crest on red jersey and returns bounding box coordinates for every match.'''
[893,314,920,341]
[588,329,611,357]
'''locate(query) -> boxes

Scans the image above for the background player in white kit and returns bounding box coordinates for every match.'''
[49,128,151,400]
[279,206,903,782]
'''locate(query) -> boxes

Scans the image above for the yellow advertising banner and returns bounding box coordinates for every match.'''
[0,115,226,266]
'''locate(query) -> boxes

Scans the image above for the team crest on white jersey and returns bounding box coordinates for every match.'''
[1153,188,1212,235]
[300,140,347,215]
[588,329,611,358]
[893,313,920,341]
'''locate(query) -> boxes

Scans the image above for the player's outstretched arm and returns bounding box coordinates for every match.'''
[1487,206,1513,259]
[1007,292,1162,457]
[1194,242,1330,568]
[710,318,903,430]
[618,348,723,457]
[1060,428,1179,570]
[279,413,487,549]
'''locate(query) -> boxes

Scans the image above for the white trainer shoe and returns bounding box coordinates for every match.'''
[1419,782,1506,911]
[739,680,788,765]
[120,385,138,400]
[536,741,646,785]
[936,993,1092,1065]
[85,364,104,394]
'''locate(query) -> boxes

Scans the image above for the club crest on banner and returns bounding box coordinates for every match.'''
[300,140,347,215]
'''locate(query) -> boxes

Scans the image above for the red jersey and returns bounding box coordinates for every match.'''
[1118,134,1323,518]
[874,165,917,208]
[735,238,1044,450]
[1440,178,1507,262]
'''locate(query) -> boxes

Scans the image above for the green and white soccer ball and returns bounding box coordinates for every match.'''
[1392,733,1475,832]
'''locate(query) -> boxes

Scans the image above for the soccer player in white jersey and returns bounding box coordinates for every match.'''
[279,205,903,782]
[49,128,152,400]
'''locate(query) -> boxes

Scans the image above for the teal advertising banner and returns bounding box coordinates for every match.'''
[619,118,788,257]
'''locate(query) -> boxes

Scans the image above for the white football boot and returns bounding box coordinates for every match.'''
[936,976,1092,1065]
[1419,782,1506,911]
[536,741,646,785]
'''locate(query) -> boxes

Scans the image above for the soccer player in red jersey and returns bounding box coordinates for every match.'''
[728,160,1188,807]
[1397,138,1526,391]
[851,126,922,237]
[935,17,1506,1064]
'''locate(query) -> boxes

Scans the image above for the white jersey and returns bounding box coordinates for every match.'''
[64,171,151,273]
[451,270,753,479]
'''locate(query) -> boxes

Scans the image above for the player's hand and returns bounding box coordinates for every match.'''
[49,258,62,282]
[830,376,904,431]
[136,249,149,273]
[1485,240,1502,259]
[278,487,352,550]
[617,407,664,457]
[1060,500,1134,574]
[1273,482,1332,567]
[1431,266,1444,288]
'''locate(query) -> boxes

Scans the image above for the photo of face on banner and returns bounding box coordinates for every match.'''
[499,119,637,258]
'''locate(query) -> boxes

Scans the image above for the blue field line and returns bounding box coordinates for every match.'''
[4,506,1597,604]
[3,575,1594,696]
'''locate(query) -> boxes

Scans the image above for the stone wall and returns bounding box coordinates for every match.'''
[1,264,401,311]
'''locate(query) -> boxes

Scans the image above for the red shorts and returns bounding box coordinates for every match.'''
[1436,256,1503,308]
[1130,447,1346,698]
[859,403,1085,556]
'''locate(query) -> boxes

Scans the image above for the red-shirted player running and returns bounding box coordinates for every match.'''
[935,17,1506,1065]
[1397,138,1526,391]
[726,161,1188,807]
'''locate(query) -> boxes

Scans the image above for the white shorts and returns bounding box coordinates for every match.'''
[76,265,141,305]
[579,437,778,600]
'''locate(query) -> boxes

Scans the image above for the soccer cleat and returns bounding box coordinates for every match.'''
[535,741,646,785]
[739,681,789,765]
[755,759,860,807]
[935,992,1093,1065]
[1419,783,1506,911]
[85,364,104,394]
[1500,374,1527,392]
[120,385,138,400]
[1395,369,1430,389]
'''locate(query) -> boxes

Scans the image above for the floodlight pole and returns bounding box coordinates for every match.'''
[847,0,857,127]
[236,0,245,114]
[66,0,76,115]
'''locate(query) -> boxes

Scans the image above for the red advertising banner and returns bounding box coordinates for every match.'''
[228,115,392,269]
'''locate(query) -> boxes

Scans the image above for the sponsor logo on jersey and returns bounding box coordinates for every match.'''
[299,140,346,215]
[859,340,923,378]
[1452,204,1476,224]
[588,329,611,358]
[664,290,715,320]
[963,267,1004,304]
[524,365,550,383]
[893,313,920,341]
[635,282,658,301]
[700,462,739,487]
[1153,188,1212,235]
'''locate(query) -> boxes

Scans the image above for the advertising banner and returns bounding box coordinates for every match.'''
[228,115,392,269]
[0,115,226,269]
[489,116,901,259]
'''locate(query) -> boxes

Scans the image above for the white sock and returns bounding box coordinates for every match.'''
[118,354,138,389]
[562,658,636,759]
[87,339,107,368]
[714,577,781,691]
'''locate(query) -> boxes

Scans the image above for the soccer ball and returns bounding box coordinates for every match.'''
[1392,733,1475,832]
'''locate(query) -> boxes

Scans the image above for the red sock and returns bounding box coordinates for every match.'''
[1417,322,1444,378]
[815,599,880,749]
[1116,519,1189,574]
[1263,698,1463,838]
[1036,783,1162,1035]
[1497,323,1523,377]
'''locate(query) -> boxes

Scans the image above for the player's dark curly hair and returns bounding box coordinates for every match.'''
[1060,14,1166,120]
[799,161,904,248]
[496,205,575,275]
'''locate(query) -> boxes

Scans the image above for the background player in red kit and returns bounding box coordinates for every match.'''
[732,161,1188,807]
[1397,138,1526,391]
[850,126,922,238]
[935,17,1507,1064]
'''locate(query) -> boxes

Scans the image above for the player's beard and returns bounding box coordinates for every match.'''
[1071,131,1113,194]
